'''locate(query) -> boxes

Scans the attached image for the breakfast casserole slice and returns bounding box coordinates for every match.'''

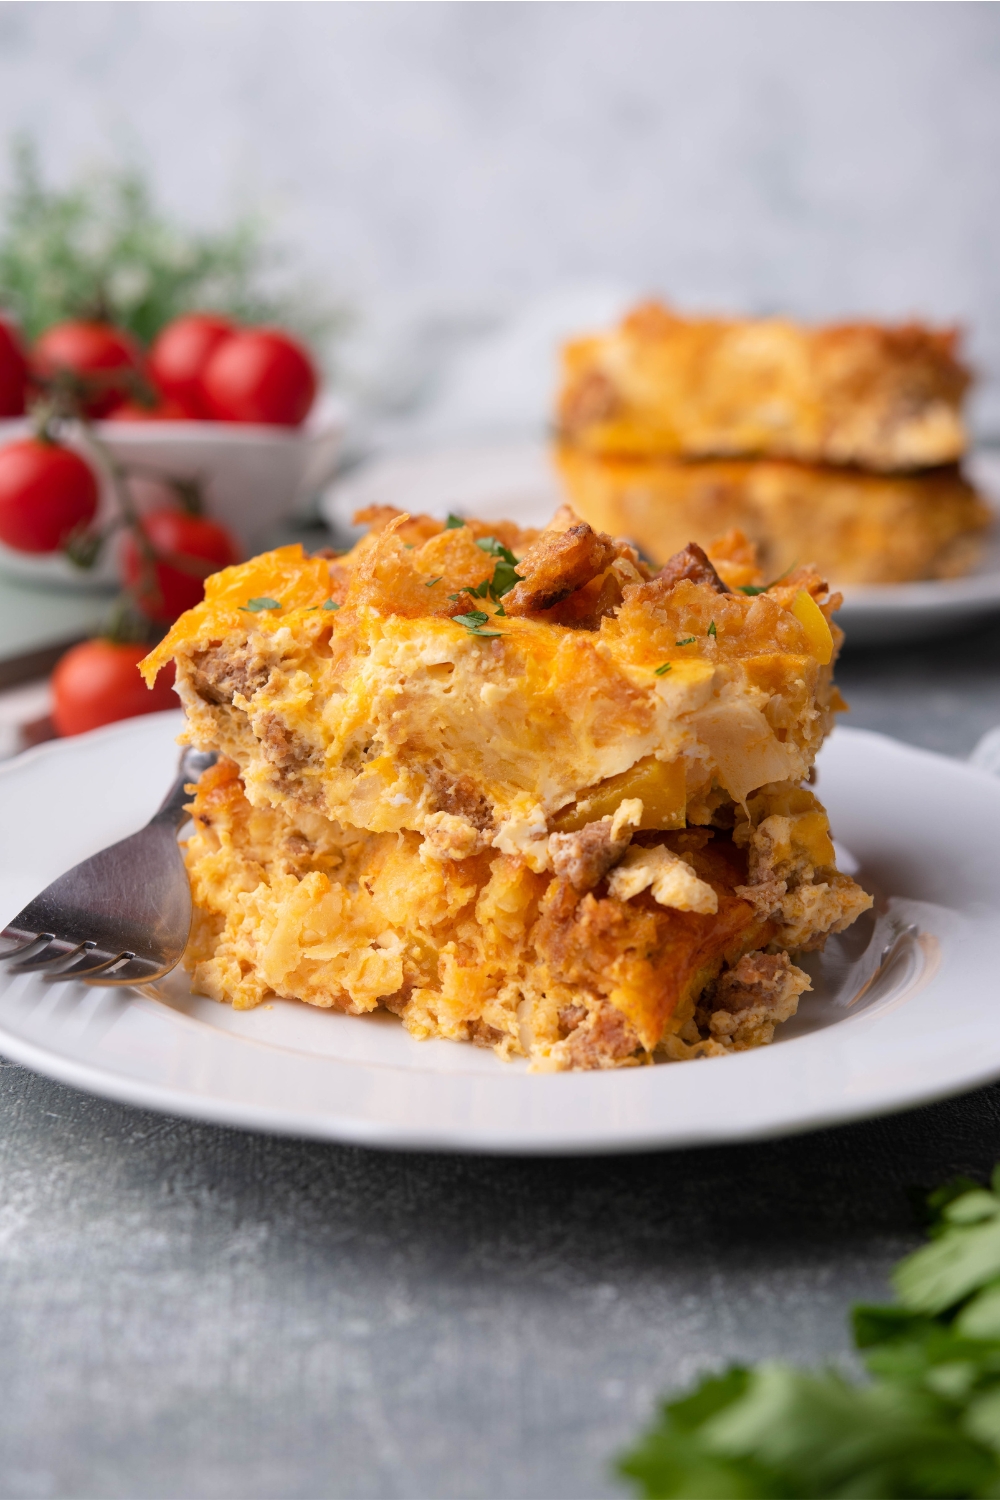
[555,448,992,586]
[557,301,970,472]
[143,506,872,1069]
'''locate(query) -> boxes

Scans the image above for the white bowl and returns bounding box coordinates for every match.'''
[0,393,346,590]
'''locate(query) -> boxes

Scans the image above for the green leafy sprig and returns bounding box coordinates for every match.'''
[618,1167,1000,1499]
[0,136,338,347]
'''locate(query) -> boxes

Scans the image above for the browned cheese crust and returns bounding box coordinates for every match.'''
[557,301,971,472]
[556,448,992,586]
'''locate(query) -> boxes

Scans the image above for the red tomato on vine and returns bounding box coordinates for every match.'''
[149,313,235,418]
[51,641,179,737]
[0,438,99,553]
[106,396,189,421]
[121,507,239,621]
[200,328,317,427]
[33,320,145,417]
[0,320,27,418]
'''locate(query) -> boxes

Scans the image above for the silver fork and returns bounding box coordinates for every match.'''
[0,746,217,987]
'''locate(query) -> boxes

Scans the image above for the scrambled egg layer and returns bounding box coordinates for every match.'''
[557,448,992,586]
[557,301,969,471]
[144,510,844,868]
[183,758,870,1068]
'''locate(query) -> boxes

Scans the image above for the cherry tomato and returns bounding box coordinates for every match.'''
[149,313,235,418]
[121,507,239,622]
[0,438,99,553]
[200,328,317,427]
[51,640,178,737]
[33,320,145,417]
[106,395,189,422]
[0,320,27,418]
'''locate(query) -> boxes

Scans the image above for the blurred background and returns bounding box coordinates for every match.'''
[2,1,998,431]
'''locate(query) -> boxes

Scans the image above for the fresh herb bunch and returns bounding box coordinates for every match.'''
[0,137,337,348]
[619,1167,1000,1499]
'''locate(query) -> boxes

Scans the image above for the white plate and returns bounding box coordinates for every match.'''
[322,443,1000,647]
[0,394,346,589]
[0,712,997,1154]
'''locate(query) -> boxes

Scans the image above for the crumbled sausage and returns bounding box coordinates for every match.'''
[695,949,811,1051]
[548,818,632,892]
[657,542,731,595]
[189,641,273,705]
[427,766,494,831]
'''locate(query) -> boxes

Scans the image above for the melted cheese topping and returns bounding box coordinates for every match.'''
[557,301,969,471]
[143,515,843,862]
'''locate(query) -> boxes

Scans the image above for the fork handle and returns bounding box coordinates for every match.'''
[151,747,218,828]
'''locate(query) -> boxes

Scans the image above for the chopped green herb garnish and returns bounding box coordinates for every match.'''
[470,578,492,598]
[305,606,319,612]
[675,636,696,646]
[447,593,462,601]
[707,620,717,638]
[494,603,506,617]
[445,513,465,530]
[452,610,501,638]
[321,599,340,611]
[241,597,281,612]
[619,1163,1000,1500]
[489,559,521,599]
[739,562,797,596]
[424,576,443,588]
[654,663,672,676]
[462,538,521,601]
[476,536,518,565]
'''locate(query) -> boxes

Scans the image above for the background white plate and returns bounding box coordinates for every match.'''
[322,443,1000,648]
[0,713,996,1154]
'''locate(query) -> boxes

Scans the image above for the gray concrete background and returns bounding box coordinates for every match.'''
[1,616,1000,1500]
[0,3,998,426]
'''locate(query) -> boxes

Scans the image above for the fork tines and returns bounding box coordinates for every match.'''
[0,929,139,984]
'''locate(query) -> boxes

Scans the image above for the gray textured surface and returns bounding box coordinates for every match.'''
[1,617,999,1500]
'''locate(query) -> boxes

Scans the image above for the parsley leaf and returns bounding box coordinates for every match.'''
[739,563,798,597]
[445,513,465,530]
[424,576,443,588]
[490,559,522,599]
[476,536,518,566]
[675,637,696,647]
[321,599,339,611]
[462,538,521,600]
[654,663,672,676]
[241,597,281,612]
[452,610,501,638]
[707,620,717,639]
[618,1167,1000,1500]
